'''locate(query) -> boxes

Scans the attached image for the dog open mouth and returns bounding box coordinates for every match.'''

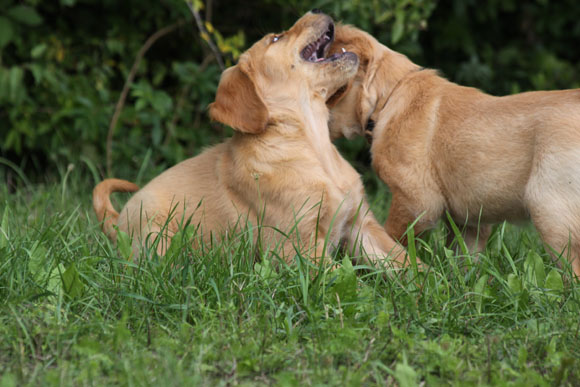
[301,22,347,63]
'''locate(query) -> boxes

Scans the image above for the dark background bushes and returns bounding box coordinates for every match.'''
[1,0,579,187]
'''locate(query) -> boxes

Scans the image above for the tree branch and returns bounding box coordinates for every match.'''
[106,21,184,177]
[186,1,224,71]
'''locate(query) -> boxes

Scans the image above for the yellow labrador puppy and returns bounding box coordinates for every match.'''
[93,12,409,267]
[327,24,580,277]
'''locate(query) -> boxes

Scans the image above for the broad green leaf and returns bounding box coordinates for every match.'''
[135,98,147,111]
[166,225,196,258]
[391,10,405,44]
[473,274,488,313]
[62,262,84,298]
[152,122,162,145]
[30,43,47,58]
[546,336,557,357]
[0,17,14,48]
[151,90,173,116]
[0,205,9,249]
[544,269,563,291]
[443,247,454,260]
[524,251,546,286]
[7,5,43,26]
[333,257,357,304]
[204,21,214,34]
[27,242,47,278]
[544,269,563,300]
[394,362,417,387]
[105,38,123,55]
[377,9,394,24]
[3,130,20,153]
[47,263,65,294]
[507,273,522,294]
[255,258,277,281]
[24,64,44,87]
[9,67,25,103]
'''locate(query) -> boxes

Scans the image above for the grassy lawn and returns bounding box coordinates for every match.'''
[1,170,579,386]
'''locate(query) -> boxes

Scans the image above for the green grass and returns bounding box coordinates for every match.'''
[1,168,579,386]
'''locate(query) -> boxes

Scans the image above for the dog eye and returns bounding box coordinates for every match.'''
[272,34,283,43]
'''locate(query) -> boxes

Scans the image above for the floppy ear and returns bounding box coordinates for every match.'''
[209,65,268,134]
[357,81,378,129]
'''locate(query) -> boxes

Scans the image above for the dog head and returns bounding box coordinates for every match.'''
[326,25,418,140]
[209,11,359,134]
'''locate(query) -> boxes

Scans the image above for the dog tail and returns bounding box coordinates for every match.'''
[93,178,139,240]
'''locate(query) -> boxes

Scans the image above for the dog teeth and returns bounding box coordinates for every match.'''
[302,31,334,62]
[342,47,346,53]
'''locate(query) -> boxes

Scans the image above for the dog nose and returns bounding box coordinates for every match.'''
[311,8,323,14]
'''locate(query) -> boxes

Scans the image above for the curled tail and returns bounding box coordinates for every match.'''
[93,178,139,240]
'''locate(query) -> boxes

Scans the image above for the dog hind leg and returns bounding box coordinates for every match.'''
[385,193,441,246]
[529,209,580,278]
[525,151,580,278]
[445,222,492,255]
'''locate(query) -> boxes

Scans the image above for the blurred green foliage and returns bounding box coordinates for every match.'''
[422,0,580,94]
[1,0,579,184]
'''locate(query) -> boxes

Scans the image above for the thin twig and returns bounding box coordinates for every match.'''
[106,21,184,177]
[186,1,224,71]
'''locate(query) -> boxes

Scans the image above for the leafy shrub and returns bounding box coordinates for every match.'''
[1,0,579,185]
[421,0,580,94]
[0,0,436,184]
[0,0,223,179]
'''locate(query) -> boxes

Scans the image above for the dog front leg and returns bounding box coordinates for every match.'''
[347,211,413,269]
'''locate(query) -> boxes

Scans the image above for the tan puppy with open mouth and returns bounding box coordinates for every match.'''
[93,12,409,268]
[327,24,580,277]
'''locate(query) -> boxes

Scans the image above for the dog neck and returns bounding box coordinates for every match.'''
[235,87,341,176]
[358,47,421,129]
[300,91,342,174]
[280,87,338,166]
